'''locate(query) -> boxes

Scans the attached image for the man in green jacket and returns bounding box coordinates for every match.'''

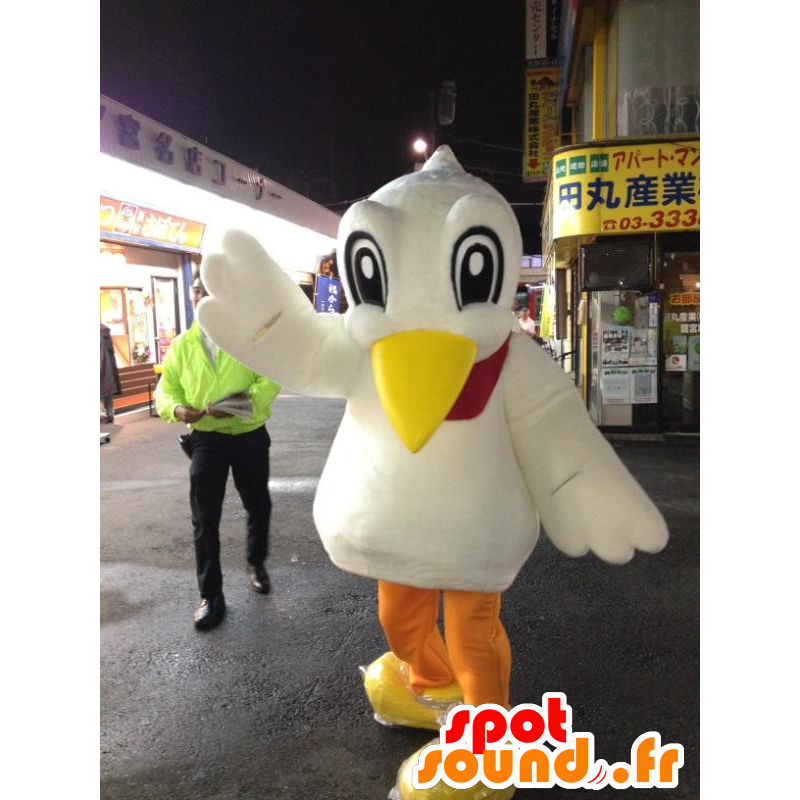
[155,274,281,630]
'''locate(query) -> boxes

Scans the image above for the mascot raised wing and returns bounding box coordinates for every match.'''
[198,146,668,800]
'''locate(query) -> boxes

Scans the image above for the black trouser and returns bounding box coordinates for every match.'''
[188,426,272,598]
[102,394,114,421]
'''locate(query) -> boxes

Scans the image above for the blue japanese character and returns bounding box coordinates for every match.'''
[586,177,620,210]
[118,114,140,149]
[186,147,203,176]
[558,182,582,210]
[625,174,659,207]
[155,132,174,164]
[662,171,697,205]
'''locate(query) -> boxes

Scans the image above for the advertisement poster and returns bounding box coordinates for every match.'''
[649,302,659,328]
[629,328,658,366]
[687,335,700,371]
[631,367,658,404]
[602,368,631,404]
[539,283,556,338]
[601,327,631,366]
[629,329,647,365]
[665,354,687,372]
[634,296,649,329]
[153,277,178,363]
[524,1,560,182]
[523,67,560,182]
[648,328,658,361]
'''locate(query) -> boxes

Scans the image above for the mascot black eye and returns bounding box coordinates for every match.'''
[344,232,388,308]
[451,226,504,310]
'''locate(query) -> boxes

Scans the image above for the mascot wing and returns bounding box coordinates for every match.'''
[504,334,668,564]
[198,229,365,397]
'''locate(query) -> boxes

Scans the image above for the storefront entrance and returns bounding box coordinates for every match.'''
[580,232,699,433]
[100,242,192,412]
[586,287,660,430]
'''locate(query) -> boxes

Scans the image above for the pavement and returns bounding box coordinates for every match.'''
[100,396,699,799]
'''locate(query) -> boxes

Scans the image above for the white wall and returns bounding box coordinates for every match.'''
[100,153,338,276]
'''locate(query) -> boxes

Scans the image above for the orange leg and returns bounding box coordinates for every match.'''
[377,580,455,692]
[443,589,511,709]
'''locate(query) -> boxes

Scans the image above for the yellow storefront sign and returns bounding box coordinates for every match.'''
[100,195,206,251]
[538,283,556,339]
[551,140,699,239]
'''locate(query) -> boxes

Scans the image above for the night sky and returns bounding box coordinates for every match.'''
[101,0,546,252]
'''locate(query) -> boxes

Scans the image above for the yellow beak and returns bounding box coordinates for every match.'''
[371,330,478,453]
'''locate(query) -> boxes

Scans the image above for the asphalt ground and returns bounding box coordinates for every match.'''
[100,396,699,799]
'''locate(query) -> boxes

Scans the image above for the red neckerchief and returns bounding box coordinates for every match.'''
[446,335,510,420]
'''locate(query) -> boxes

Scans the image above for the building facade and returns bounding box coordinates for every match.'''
[540,0,699,433]
[100,94,340,411]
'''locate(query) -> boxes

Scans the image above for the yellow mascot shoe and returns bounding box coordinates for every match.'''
[361,651,462,730]
[389,740,517,800]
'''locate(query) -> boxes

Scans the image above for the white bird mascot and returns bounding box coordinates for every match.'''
[198,146,668,799]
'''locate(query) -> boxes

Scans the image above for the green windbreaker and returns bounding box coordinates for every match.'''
[154,322,281,434]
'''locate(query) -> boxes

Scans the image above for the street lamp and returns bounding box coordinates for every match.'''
[412,137,429,171]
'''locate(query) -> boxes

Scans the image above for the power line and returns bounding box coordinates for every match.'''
[324,193,371,209]
[448,135,523,154]
[462,163,525,180]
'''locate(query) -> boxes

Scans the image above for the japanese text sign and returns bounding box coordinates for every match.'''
[669,292,700,306]
[100,196,205,251]
[523,67,560,182]
[525,0,561,63]
[552,140,699,238]
[314,275,342,313]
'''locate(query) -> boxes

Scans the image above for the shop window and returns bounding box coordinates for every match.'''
[580,238,654,291]
[659,235,700,429]
[100,286,156,368]
[611,0,699,136]
[100,288,129,367]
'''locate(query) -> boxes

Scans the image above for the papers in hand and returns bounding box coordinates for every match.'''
[208,393,253,420]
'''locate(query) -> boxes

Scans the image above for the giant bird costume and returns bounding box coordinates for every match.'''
[198,147,668,799]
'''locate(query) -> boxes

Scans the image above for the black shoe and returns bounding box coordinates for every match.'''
[194,594,226,629]
[248,564,271,594]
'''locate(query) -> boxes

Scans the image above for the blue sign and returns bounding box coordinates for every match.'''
[314,276,342,313]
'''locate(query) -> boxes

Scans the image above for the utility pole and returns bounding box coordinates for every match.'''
[429,80,457,151]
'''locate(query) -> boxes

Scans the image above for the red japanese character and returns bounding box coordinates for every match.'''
[674,146,699,168]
